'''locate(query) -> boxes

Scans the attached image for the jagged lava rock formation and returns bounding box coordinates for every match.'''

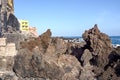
[82,24,112,73]
[1,24,120,80]
[81,24,120,80]
[13,29,82,80]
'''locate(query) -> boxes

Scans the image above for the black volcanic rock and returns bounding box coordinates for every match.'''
[7,13,20,32]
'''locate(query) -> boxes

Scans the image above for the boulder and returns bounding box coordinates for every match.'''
[13,29,82,80]
[101,47,120,80]
[81,49,92,66]
[20,29,51,52]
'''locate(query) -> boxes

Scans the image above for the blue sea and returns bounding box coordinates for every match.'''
[63,36,120,45]
[110,36,120,45]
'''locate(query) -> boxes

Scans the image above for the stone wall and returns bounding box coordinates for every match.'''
[0,38,16,73]
[3,33,26,50]
[0,38,16,57]
[0,36,19,80]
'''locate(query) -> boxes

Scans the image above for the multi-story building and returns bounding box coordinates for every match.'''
[19,19,29,31]
[19,19,38,37]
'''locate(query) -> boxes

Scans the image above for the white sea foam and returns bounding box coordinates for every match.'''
[112,44,120,48]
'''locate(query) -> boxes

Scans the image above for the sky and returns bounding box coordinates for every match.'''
[14,0,120,36]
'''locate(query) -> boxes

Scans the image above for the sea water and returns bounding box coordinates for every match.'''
[63,36,120,47]
[110,36,120,44]
[110,36,120,47]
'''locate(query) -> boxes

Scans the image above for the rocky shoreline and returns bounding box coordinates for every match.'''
[0,24,120,80]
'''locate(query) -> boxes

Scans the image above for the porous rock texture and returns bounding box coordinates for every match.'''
[101,46,120,80]
[13,29,82,80]
[82,24,120,80]
[1,24,120,80]
[82,24,112,70]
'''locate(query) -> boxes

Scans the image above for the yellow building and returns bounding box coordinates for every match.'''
[19,20,29,31]
[19,19,38,37]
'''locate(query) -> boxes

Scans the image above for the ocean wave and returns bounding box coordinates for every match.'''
[112,44,120,48]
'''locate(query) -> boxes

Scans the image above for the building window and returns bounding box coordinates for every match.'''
[22,22,24,24]
[25,22,28,24]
